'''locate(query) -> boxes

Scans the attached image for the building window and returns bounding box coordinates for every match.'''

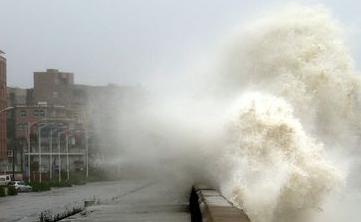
[17,123,26,130]
[53,91,58,98]
[20,110,27,117]
[33,110,39,117]
[39,110,45,117]
[33,109,45,117]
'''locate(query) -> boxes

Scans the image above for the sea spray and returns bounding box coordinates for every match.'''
[207,5,361,222]
[101,5,360,222]
[216,93,342,222]
[216,6,361,147]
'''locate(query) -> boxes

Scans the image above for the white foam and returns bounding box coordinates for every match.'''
[208,6,361,222]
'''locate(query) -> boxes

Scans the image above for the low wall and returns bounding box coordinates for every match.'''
[190,185,251,222]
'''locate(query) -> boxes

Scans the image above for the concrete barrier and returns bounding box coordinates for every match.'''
[190,185,251,222]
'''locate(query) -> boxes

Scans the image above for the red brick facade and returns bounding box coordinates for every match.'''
[33,69,74,106]
[0,52,7,160]
[14,104,74,139]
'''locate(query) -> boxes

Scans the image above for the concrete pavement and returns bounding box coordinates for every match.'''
[63,181,190,222]
[0,179,190,222]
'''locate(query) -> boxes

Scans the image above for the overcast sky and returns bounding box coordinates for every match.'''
[1,0,360,88]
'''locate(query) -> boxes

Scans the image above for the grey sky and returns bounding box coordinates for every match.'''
[1,0,360,88]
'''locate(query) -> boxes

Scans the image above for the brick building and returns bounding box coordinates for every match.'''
[0,50,7,161]
[7,68,145,181]
[7,87,28,106]
[7,69,87,181]
[33,69,74,106]
[12,104,77,139]
[10,104,86,181]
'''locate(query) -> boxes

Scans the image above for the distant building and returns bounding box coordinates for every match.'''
[7,67,146,181]
[12,104,79,138]
[7,87,29,105]
[7,104,86,181]
[33,69,74,106]
[7,69,86,181]
[0,51,7,162]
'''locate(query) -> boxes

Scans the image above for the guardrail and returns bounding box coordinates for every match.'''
[190,185,251,222]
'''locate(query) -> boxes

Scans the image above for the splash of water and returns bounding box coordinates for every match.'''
[219,93,342,222]
[209,6,361,222]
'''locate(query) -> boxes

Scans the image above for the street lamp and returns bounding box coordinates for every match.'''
[49,126,64,181]
[38,124,50,183]
[57,129,68,182]
[85,128,89,178]
[26,121,38,183]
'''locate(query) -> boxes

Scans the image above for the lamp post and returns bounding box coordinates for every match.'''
[38,124,49,183]
[27,121,40,183]
[85,128,89,178]
[66,130,69,181]
[49,128,53,180]
[49,126,65,181]
[27,123,31,182]
[57,130,67,182]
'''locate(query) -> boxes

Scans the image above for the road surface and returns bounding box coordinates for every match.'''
[64,181,190,222]
[0,179,190,222]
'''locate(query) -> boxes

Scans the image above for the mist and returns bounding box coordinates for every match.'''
[80,4,361,222]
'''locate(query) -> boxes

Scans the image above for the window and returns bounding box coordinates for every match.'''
[20,110,26,117]
[33,110,40,117]
[17,123,26,130]
[53,91,58,98]
[39,110,45,117]
[33,109,45,117]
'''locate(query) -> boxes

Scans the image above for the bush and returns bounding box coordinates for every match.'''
[87,168,112,182]
[7,186,17,195]
[49,180,72,188]
[29,182,51,192]
[0,186,5,197]
[69,174,86,185]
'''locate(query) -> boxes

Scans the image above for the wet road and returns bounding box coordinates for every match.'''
[64,181,190,222]
[0,179,190,222]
